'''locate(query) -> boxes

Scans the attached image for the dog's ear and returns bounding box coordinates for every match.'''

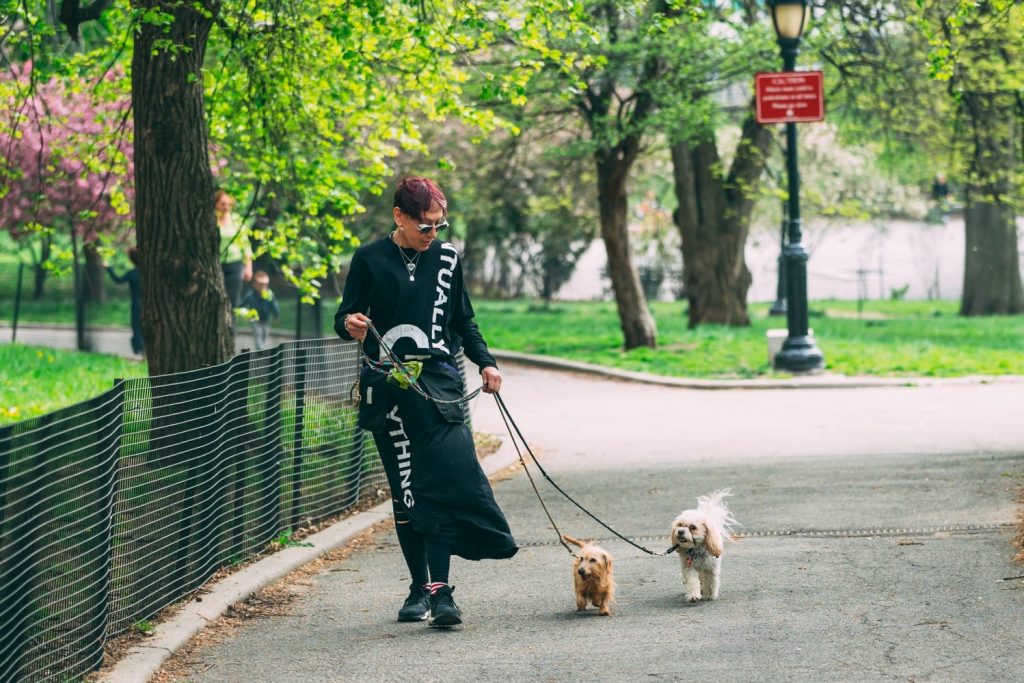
[604,552,613,570]
[704,521,723,557]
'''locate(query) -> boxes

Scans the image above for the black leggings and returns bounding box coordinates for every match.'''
[392,498,449,585]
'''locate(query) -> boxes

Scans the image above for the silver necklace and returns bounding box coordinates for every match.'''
[392,231,421,281]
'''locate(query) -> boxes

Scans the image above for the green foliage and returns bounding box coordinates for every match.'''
[819,1,1022,209]
[133,620,154,634]
[473,299,1024,378]
[0,344,147,424]
[269,530,313,549]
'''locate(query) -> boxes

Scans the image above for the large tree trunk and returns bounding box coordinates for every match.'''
[595,150,657,349]
[959,89,1023,316]
[670,114,771,328]
[132,1,232,375]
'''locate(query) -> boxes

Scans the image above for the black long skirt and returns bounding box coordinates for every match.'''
[366,367,517,561]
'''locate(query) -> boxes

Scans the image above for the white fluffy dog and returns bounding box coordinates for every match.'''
[670,490,738,602]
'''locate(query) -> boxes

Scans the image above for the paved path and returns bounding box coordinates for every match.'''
[161,362,1024,682]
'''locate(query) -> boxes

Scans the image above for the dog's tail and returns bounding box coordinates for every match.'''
[697,489,740,539]
[562,534,586,548]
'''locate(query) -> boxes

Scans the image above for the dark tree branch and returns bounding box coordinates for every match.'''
[58,0,117,42]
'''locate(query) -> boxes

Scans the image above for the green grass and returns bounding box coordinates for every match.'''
[473,299,1024,379]
[0,344,147,424]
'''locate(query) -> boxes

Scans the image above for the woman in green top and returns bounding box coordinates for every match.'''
[216,189,252,307]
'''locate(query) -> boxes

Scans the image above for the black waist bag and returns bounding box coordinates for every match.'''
[356,367,389,433]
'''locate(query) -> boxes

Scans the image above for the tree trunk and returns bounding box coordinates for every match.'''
[132,1,232,375]
[670,115,771,328]
[595,151,657,349]
[32,234,51,300]
[83,243,106,303]
[959,89,1024,316]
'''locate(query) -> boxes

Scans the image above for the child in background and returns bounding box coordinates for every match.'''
[241,270,279,350]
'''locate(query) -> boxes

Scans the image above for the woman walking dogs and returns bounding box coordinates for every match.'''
[335,176,517,628]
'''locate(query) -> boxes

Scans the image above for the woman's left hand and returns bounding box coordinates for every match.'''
[481,366,502,394]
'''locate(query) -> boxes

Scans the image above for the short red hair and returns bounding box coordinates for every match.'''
[393,176,447,220]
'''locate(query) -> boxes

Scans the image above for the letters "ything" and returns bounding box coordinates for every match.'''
[387,405,414,508]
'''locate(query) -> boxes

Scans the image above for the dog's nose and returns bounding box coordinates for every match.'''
[577,568,586,576]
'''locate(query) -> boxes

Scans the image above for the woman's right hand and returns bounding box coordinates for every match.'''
[344,313,371,341]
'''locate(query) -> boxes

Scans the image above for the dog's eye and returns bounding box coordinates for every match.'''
[589,558,597,563]
[689,524,697,531]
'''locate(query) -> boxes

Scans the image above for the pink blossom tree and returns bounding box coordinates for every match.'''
[0,62,134,301]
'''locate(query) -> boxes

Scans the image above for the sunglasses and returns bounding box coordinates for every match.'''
[415,218,449,234]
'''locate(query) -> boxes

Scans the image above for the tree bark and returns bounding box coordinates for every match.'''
[959,89,1024,316]
[595,150,657,349]
[83,242,106,303]
[670,114,772,328]
[132,1,232,375]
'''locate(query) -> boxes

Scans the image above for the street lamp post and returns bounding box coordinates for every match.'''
[768,196,787,316]
[768,0,824,372]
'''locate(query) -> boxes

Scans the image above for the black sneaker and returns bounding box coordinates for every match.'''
[397,583,430,622]
[428,585,462,627]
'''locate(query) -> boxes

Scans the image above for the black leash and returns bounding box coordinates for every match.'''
[349,322,675,557]
[493,393,679,557]
[493,394,576,556]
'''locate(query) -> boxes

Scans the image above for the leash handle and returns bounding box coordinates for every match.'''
[363,323,483,405]
[494,392,678,557]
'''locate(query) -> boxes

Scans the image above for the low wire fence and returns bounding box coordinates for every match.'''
[0,337,400,682]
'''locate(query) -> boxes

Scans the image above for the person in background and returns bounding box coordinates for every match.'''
[931,173,952,208]
[216,189,252,307]
[107,246,144,355]
[240,270,279,351]
[336,175,514,629]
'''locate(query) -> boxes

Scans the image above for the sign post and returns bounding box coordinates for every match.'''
[755,71,824,124]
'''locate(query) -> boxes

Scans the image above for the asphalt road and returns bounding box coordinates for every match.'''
[152,363,1024,681]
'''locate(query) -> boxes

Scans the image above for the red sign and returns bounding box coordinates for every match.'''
[755,71,825,124]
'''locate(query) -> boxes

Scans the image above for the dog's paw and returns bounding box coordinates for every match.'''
[686,592,702,602]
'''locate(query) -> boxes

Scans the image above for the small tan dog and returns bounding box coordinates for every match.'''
[562,534,615,616]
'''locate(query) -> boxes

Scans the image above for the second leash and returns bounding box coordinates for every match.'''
[493,392,678,558]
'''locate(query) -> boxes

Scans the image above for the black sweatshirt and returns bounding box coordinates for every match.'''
[334,235,496,372]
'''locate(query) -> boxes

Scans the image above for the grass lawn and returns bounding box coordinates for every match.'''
[0,344,147,424]
[473,299,1024,379]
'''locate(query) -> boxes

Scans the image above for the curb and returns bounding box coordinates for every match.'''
[490,348,1024,390]
[97,438,522,683]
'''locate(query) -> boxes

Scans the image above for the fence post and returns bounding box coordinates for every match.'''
[313,295,323,337]
[290,346,307,530]
[258,346,283,544]
[86,381,123,674]
[11,262,24,343]
[227,352,249,560]
[0,424,20,682]
[0,414,52,682]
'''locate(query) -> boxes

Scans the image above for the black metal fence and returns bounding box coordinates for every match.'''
[0,337,388,682]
